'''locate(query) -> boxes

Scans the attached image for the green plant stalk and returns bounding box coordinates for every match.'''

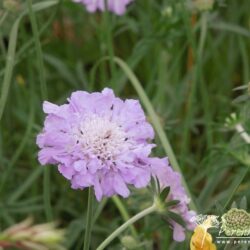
[0,11,8,27]
[0,37,6,57]
[0,78,35,196]
[43,169,53,220]
[27,0,47,99]
[83,188,94,250]
[96,204,156,250]
[27,0,52,221]
[112,57,197,211]
[0,1,58,122]
[111,196,138,238]
[93,198,108,223]
[0,17,20,122]
[0,1,58,206]
[179,2,198,164]
[180,9,212,164]
[223,165,250,210]
[0,57,36,197]
[0,3,59,79]
[198,12,213,149]
[239,37,249,82]
[0,208,14,226]
[8,168,43,203]
[90,10,138,241]
[104,0,116,83]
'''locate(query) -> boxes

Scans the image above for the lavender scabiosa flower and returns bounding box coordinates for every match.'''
[151,157,196,242]
[37,88,155,201]
[73,0,134,15]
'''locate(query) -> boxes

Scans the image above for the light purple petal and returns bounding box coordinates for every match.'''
[113,174,130,197]
[73,160,87,173]
[58,165,75,180]
[94,178,103,201]
[73,0,134,15]
[172,222,186,242]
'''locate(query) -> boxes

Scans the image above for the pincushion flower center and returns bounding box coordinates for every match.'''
[77,115,128,161]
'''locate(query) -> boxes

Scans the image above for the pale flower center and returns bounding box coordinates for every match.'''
[75,115,129,161]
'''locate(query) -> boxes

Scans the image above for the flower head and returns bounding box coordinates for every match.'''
[73,0,134,15]
[151,158,196,241]
[37,88,155,201]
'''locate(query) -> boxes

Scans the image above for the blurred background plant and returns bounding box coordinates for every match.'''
[0,217,65,250]
[0,0,250,249]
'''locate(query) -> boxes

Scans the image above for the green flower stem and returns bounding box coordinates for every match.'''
[27,0,51,221]
[111,57,197,211]
[93,198,108,223]
[96,204,157,250]
[111,196,138,238]
[83,188,94,250]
